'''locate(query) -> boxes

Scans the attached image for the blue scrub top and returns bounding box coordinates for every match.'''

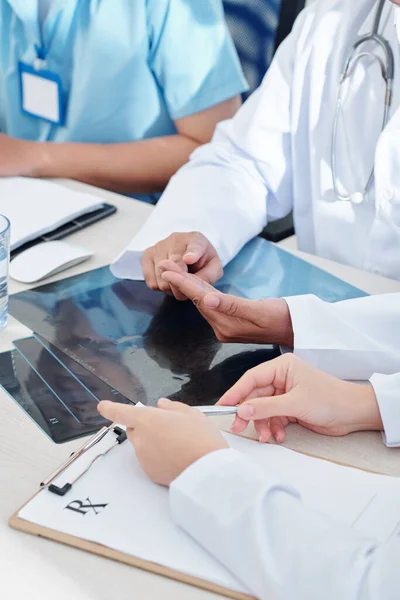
[0,0,248,201]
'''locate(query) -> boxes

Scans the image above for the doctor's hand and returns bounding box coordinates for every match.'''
[160,261,294,346]
[0,133,42,177]
[97,399,228,486]
[142,232,223,300]
[219,354,383,444]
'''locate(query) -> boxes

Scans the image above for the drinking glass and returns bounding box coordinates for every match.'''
[0,215,10,331]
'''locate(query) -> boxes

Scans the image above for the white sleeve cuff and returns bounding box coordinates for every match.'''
[110,249,144,280]
[170,448,266,509]
[370,373,400,447]
[111,133,269,281]
[170,448,298,524]
[284,294,400,380]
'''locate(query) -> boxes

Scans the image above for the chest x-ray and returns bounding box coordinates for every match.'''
[8,239,365,408]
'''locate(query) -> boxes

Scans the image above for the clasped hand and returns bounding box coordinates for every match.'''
[141,232,292,347]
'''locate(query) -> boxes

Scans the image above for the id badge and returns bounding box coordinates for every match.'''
[18,62,64,126]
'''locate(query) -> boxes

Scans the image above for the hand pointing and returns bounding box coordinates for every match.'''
[160,260,294,346]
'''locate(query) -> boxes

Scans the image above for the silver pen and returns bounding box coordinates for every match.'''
[194,405,239,416]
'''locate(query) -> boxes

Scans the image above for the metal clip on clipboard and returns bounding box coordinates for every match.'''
[41,425,127,497]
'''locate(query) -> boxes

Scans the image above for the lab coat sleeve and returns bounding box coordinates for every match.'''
[284,293,400,380]
[370,373,400,448]
[111,7,313,280]
[170,448,400,600]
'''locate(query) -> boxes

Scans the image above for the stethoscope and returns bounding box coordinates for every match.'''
[331,0,394,204]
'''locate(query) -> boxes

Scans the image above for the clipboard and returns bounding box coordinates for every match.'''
[10,423,400,600]
[9,516,253,600]
[9,510,253,600]
[9,424,254,600]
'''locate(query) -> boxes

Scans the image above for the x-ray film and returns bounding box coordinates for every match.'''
[0,336,132,443]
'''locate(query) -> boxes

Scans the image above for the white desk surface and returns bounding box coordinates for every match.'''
[1,180,400,600]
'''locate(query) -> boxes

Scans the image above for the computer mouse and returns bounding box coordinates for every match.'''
[10,241,93,284]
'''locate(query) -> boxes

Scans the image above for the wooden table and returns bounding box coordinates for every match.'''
[1,180,399,600]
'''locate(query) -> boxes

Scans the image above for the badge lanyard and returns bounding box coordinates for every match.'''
[18,2,67,126]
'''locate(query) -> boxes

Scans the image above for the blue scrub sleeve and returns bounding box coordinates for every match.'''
[146,0,248,120]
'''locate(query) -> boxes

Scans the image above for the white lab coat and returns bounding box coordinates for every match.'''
[112,0,400,440]
[115,5,400,595]
[112,0,400,441]
[112,0,400,281]
[170,447,400,600]
[168,292,400,600]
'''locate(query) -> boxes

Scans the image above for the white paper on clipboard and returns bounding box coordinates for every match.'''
[17,430,400,595]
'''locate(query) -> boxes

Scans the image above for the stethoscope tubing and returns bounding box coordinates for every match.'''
[331,0,394,203]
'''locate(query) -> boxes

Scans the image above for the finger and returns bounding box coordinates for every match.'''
[167,251,190,273]
[255,420,272,444]
[218,358,285,407]
[142,255,158,291]
[161,270,216,302]
[157,398,193,413]
[155,264,174,294]
[157,261,189,300]
[236,391,298,422]
[98,400,150,426]
[183,236,209,266]
[270,416,286,444]
[217,384,276,415]
[170,284,188,302]
[194,256,223,284]
[245,384,277,401]
[202,291,259,319]
[158,259,186,275]
[230,414,250,434]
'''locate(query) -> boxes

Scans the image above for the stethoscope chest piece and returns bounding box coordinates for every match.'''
[350,192,364,205]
